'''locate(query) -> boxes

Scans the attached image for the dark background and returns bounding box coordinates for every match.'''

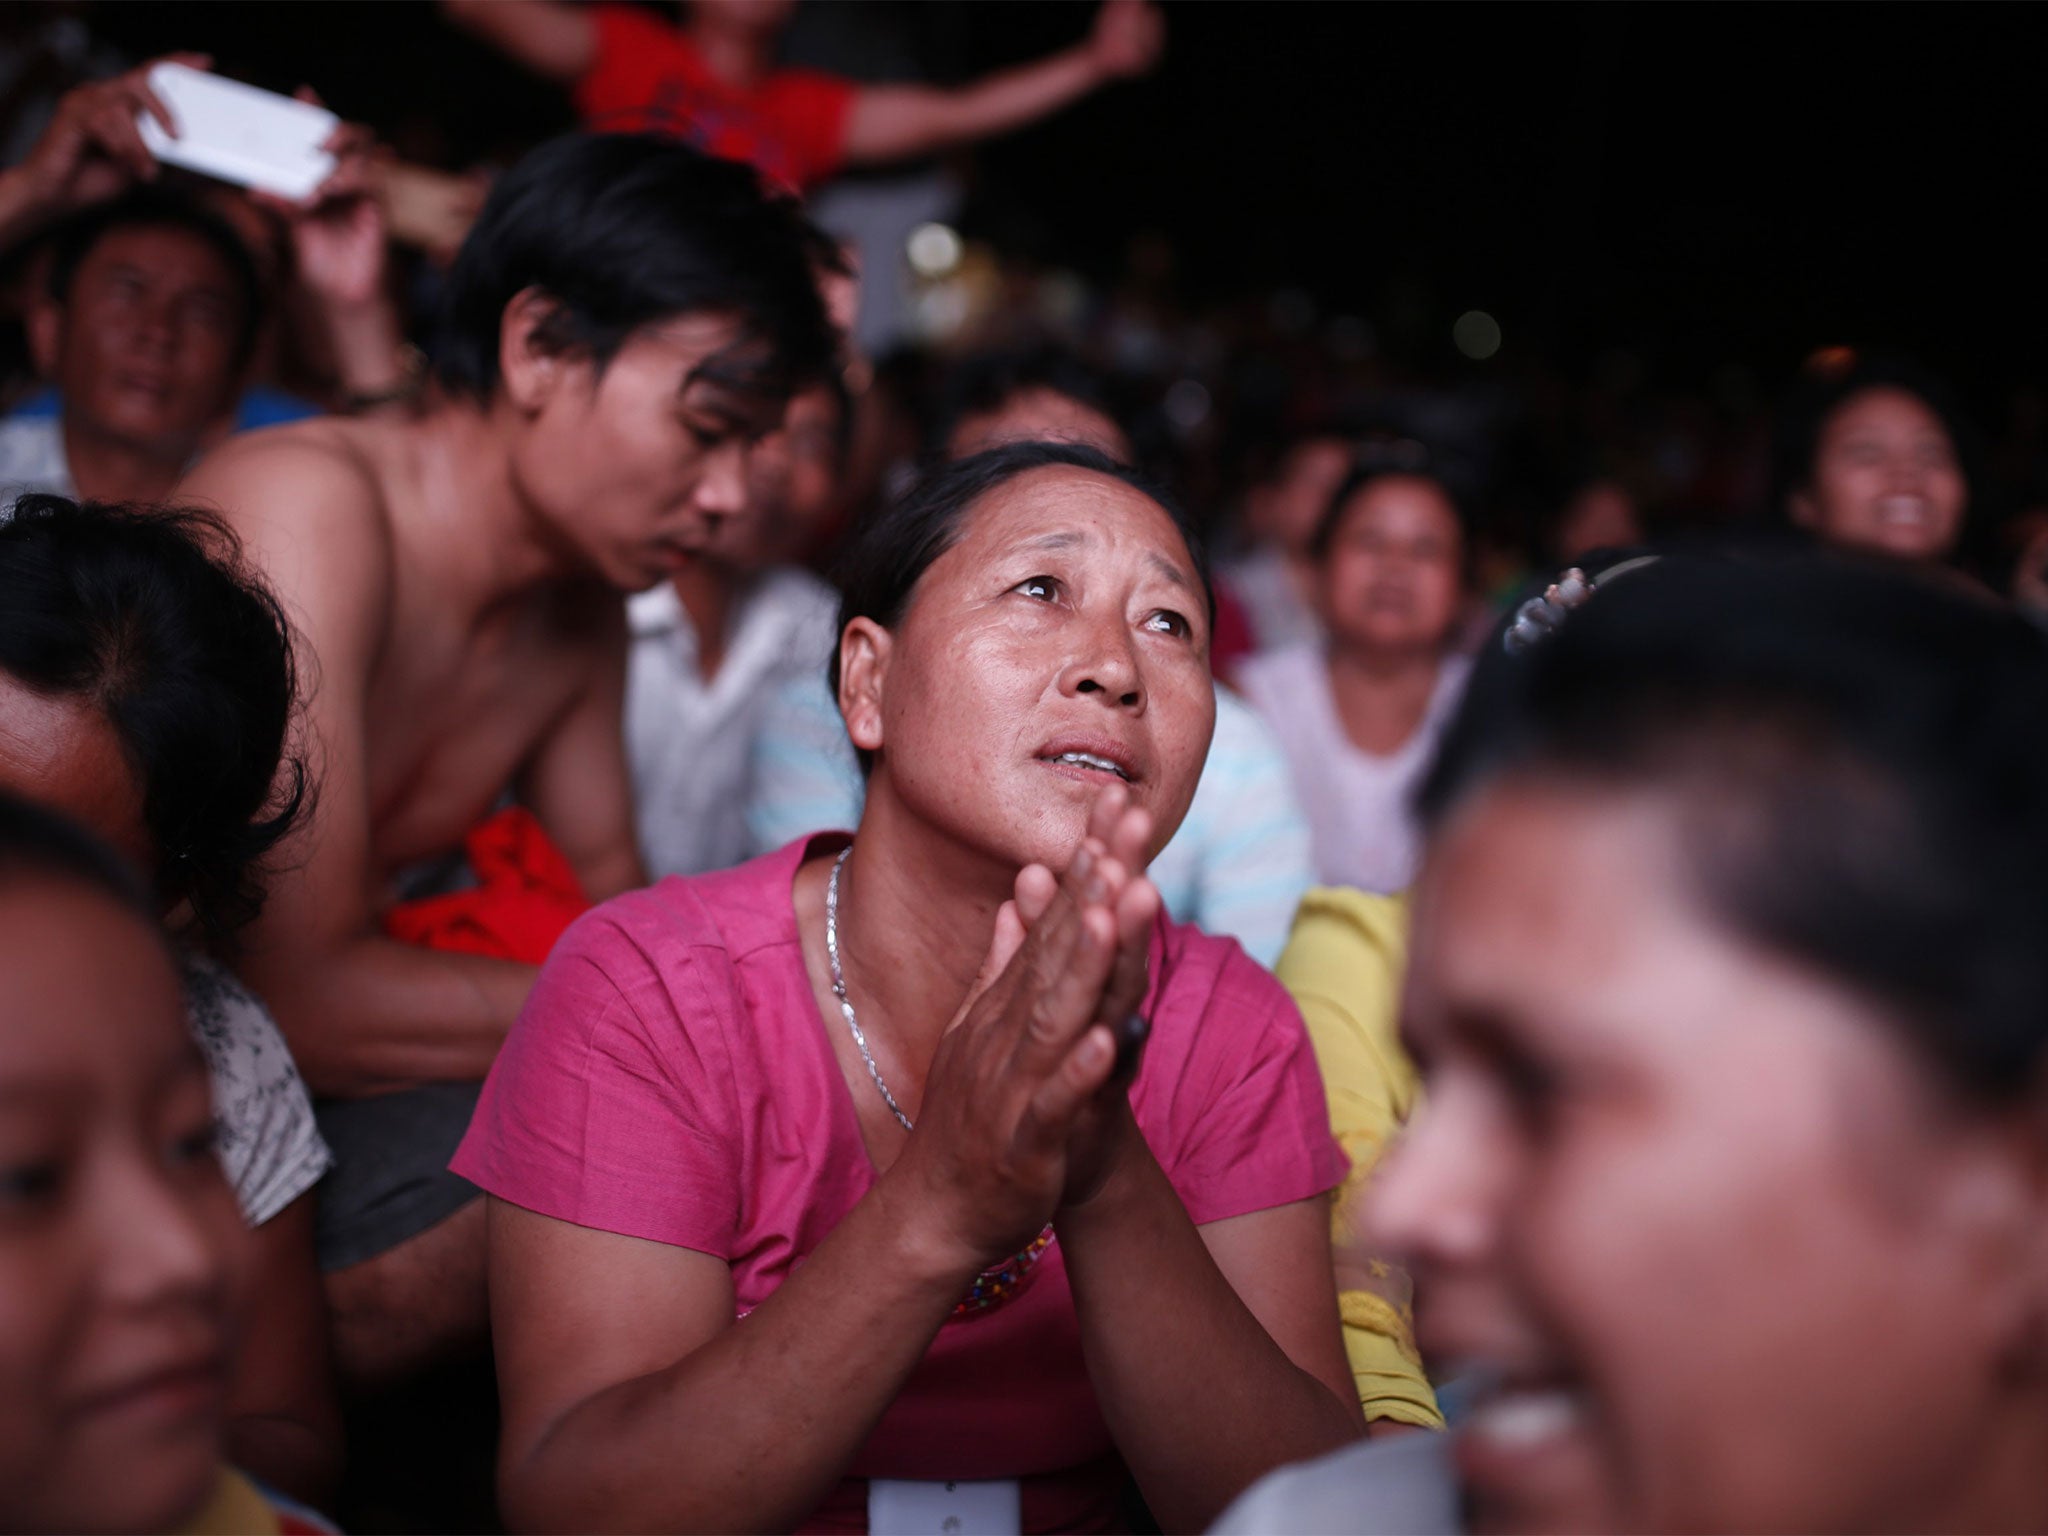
[65,0,2048,408]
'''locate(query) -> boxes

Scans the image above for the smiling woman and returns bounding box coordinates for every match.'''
[454,441,1366,1533]
[0,793,327,1536]
[1220,552,2048,1535]
[1774,355,1983,569]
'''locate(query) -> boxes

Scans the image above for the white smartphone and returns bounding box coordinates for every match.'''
[135,62,338,201]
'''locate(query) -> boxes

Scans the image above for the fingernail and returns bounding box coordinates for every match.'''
[1072,847,1093,881]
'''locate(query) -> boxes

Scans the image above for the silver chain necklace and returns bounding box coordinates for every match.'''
[826,846,1059,1316]
[825,848,916,1132]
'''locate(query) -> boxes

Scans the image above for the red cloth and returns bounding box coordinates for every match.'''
[574,5,857,191]
[1209,578,1258,688]
[383,807,590,966]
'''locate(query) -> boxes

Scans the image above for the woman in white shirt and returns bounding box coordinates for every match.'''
[1238,460,1470,893]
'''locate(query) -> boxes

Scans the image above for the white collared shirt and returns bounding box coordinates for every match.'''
[624,566,841,879]
[0,414,75,503]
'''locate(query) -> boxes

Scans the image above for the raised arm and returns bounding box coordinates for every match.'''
[439,0,596,84]
[842,0,1162,166]
[514,600,644,902]
[180,436,534,1095]
[0,55,207,246]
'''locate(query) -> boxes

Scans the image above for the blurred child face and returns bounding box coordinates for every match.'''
[0,879,248,1533]
[1373,779,2043,1533]
[1793,387,1967,564]
[1316,475,1464,657]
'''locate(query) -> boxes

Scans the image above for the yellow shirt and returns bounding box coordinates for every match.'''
[1276,886,1443,1429]
[174,1467,330,1534]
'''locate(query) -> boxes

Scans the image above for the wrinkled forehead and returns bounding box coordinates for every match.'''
[936,465,1198,587]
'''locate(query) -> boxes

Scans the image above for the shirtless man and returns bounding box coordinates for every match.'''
[180,132,837,1387]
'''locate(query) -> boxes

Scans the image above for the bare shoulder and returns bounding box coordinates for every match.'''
[178,419,399,653]
[181,418,391,547]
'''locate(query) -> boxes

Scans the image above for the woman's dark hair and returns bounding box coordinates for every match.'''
[1769,353,1988,545]
[1419,552,2048,1103]
[929,344,1127,462]
[0,789,157,927]
[0,494,309,951]
[829,441,1214,771]
[45,185,265,369]
[434,133,837,401]
[1308,441,1465,566]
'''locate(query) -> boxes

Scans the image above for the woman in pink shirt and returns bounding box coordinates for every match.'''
[454,442,1364,1532]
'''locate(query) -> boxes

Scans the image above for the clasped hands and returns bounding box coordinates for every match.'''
[891,784,1162,1275]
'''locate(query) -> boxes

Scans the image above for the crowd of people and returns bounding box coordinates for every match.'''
[3,6,2048,1535]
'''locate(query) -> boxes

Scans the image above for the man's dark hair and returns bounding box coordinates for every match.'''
[829,440,1212,772]
[1420,552,2048,1104]
[0,789,157,927]
[929,343,1128,462]
[434,133,838,401]
[0,494,309,951]
[44,185,265,370]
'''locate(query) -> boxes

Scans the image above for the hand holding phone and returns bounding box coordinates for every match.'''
[136,62,338,201]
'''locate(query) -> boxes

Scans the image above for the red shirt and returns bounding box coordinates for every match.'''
[574,4,857,190]
[453,834,1347,1533]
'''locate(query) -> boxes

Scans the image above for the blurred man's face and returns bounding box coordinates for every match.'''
[1374,779,2029,1533]
[43,226,245,461]
[508,312,788,592]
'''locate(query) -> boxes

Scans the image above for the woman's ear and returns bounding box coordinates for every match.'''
[1938,1104,2048,1381]
[1787,489,1819,531]
[498,287,572,416]
[837,618,893,758]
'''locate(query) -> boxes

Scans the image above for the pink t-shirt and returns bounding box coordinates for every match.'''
[453,835,1346,1533]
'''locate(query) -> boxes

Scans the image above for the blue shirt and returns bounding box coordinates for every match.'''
[7,384,319,434]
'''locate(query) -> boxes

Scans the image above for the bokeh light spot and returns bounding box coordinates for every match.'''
[1453,310,1502,360]
[906,222,963,278]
